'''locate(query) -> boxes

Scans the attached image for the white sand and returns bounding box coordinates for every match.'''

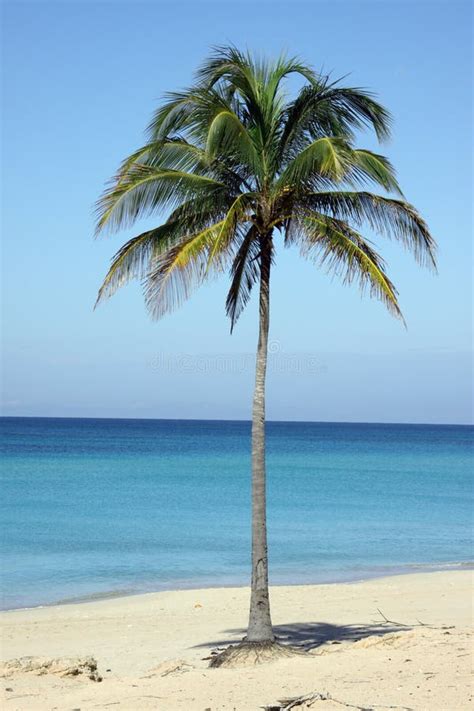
[1,570,472,710]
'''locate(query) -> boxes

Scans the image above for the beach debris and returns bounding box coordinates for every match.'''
[142,658,193,678]
[194,602,203,608]
[0,656,103,682]
[262,690,414,710]
[375,608,455,631]
[263,691,339,710]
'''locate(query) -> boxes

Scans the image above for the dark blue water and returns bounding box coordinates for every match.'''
[1,417,472,609]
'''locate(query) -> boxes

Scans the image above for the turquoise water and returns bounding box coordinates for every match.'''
[1,417,472,610]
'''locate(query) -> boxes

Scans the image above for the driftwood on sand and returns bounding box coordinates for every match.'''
[263,689,414,710]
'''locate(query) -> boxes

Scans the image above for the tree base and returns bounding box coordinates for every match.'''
[209,640,304,668]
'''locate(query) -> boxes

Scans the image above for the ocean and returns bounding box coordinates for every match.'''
[0,417,472,610]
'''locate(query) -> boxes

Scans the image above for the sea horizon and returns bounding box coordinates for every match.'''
[2,415,473,426]
[1,417,473,610]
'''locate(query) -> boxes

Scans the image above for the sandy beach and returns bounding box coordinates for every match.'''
[0,570,472,710]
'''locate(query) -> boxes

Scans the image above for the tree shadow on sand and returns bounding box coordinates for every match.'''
[194,620,411,652]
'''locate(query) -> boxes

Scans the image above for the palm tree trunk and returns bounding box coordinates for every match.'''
[246,238,274,643]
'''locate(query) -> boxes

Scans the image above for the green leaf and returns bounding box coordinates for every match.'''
[95,165,225,235]
[306,191,437,269]
[143,220,232,319]
[298,212,404,322]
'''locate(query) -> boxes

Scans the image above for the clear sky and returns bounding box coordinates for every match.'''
[2,0,472,424]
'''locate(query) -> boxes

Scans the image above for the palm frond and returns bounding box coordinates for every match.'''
[197,45,261,106]
[347,149,402,194]
[147,85,241,143]
[296,213,404,321]
[225,225,261,330]
[277,136,350,188]
[265,54,319,100]
[146,90,198,141]
[196,46,272,150]
[320,86,392,141]
[95,164,225,234]
[165,193,235,230]
[306,191,437,268]
[116,138,250,193]
[95,223,179,306]
[278,82,392,165]
[205,192,255,274]
[205,109,260,172]
[144,220,235,319]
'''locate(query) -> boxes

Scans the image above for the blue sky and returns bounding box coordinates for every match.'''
[2,0,472,423]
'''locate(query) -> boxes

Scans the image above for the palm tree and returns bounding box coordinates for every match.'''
[95,46,436,663]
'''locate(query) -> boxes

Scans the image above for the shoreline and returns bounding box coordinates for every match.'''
[2,558,473,613]
[1,569,472,710]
